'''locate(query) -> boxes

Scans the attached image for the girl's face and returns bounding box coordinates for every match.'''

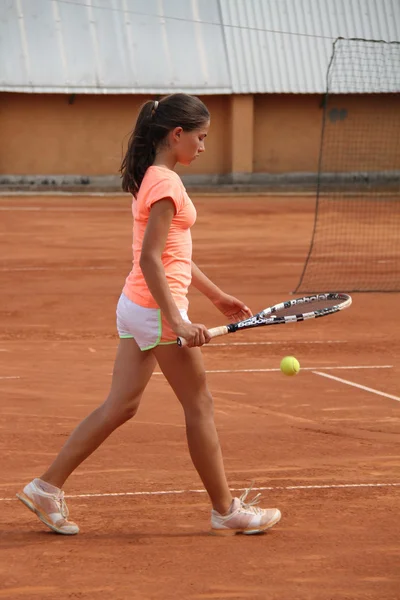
[172,121,210,165]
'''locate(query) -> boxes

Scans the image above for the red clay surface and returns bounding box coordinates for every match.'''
[0,194,399,599]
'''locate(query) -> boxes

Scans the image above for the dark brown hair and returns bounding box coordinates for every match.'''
[120,93,210,196]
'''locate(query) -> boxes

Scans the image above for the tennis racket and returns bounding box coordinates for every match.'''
[177,293,352,347]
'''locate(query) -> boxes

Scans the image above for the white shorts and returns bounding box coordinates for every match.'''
[116,293,190,351]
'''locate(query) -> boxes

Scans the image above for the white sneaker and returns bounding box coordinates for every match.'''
[211,485,281,536]
[16,479,79,535]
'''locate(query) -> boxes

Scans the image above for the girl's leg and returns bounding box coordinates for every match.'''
[40,338,156,489]
[152,344,233,515]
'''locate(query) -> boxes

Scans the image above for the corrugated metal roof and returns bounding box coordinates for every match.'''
[1,0,231,94]
[0,0,399,94]
[220,0,400,93]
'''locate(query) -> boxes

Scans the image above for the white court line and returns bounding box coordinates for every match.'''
[0,206,41,210]
[208,340,347,347]
[0,376,20,380]
[153,365,392,375]
[314,371,400,403]
[9,340,346,348]
[2,481,399,501]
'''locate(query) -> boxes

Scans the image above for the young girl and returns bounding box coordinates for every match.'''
[17,93,281,536]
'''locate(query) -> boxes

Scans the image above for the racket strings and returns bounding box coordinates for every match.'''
[268,296,348,318]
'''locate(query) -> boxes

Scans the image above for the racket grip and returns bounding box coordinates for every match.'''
[177,325,229,347]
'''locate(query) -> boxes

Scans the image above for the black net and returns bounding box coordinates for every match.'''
[295,38,400,293]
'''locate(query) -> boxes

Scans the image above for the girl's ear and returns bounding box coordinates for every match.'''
[171,126,183,142]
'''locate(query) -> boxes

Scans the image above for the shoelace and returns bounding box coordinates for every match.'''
[238,483,264,515]
[55,491,69,519]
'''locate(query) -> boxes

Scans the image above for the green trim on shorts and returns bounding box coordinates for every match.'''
[119,334,134,339]
[140,309,163,351]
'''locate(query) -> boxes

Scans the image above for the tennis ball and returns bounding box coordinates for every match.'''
[280,356,300,376]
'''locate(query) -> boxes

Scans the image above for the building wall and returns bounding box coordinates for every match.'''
[0,92,398,178]
[0,94,232,178]
[321,94,400,172]
[253,95,323,174]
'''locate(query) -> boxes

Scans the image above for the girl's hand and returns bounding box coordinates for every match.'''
[213,293,253,323]
[173,321,211,348]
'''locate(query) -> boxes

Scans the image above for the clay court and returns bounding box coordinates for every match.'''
[0,194,399,599]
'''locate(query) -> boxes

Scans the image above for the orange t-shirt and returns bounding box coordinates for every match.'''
[123,166,197,311]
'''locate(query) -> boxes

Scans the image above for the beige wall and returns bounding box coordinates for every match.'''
[0,93,231,177]
[0,92,398,177]
[0,93,139,175]
[253,95,322,173]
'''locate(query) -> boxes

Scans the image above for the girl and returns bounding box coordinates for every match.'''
[17,93,281,536]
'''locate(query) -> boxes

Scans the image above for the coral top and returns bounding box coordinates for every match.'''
[123,166,197,311]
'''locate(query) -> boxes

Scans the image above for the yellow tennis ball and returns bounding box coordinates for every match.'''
[280,356,300,376]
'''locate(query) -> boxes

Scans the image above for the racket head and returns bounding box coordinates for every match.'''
[260,293,352,320]
[231,293,352,331]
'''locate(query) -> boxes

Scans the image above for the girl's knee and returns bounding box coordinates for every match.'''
[102,394,141,426]
[184,391,214,422]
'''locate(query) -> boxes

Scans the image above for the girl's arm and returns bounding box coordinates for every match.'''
[140,200,210,346]
[190,260,224,302]
[140,199,182,329]
[191,260,253,322]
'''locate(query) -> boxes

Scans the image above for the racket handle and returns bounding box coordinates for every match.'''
[177,325,229,347]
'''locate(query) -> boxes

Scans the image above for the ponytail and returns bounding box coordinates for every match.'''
[120,94,210,196]
[120,100,157,196]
